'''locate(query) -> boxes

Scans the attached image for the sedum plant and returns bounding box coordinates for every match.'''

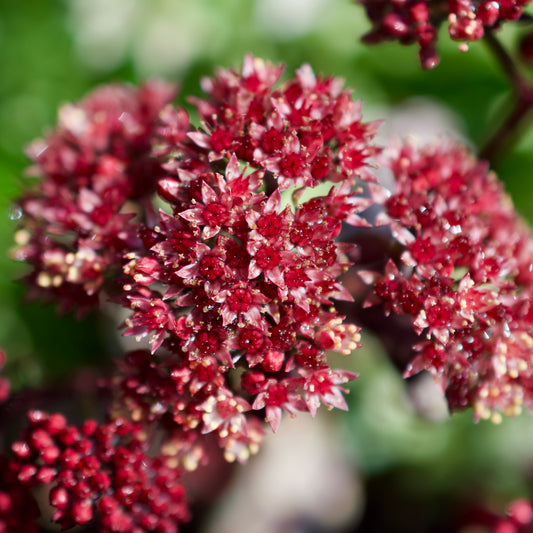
[4,2,533,530]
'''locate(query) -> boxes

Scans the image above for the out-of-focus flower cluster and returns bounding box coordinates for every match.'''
[12,81,178,316]
[366,141,533,421]
[356,0,532,68]
[459,498,533,532]
[4,411,189,532]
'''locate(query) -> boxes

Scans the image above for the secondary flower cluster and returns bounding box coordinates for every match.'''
[13,80,178,315]
[367,141,533,420]
[356,0,532,68]
[459,497,533,532]
[182,54,379,189]
[4,411,189,532]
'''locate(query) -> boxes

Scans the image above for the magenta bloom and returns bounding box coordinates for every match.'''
[124,154,361,434]
[7,57,383,530]
[163,54,380,192]
[121,56,376,437]
[368,141,533,420]
[356,0,532,68]
[13,81,182,315]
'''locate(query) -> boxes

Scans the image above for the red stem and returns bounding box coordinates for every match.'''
[479,31,533,163]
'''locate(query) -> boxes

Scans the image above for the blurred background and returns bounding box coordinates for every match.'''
[2,1,533,531]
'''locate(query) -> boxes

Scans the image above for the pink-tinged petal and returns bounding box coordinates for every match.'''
[157,177,182,203]
[150,330,167,354]
[368,182,391,203]
[179,208,204,225]
[224,154,242,182]
[220,307,236,327]
[187,131,211,149]
[216,348,235,369]
[390,222,416,244]
[413,310,428,332]
[357,270,380,284]
[248,260,262,280]
[176,263,199,279]
[344,213,373,228]
[295,63,317,89]
[265,406,283,432]
[264,188,281,213]
[78,188,101,213]
[202,225,220,240]
[266,267,284,287]
[244,306,264,330]
[201,181,218,205]
[162,285,183,299]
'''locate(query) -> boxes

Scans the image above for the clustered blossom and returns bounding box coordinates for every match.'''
[367,141,533,421]
[13,80,179,315]
[113,349,264,465]
[1,411,189,532]
[0,454,40,533]
[357,0,532,68]
[171,54,380,192]
[123,56,375,440]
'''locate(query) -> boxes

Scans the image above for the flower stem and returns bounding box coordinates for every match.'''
[480,31,533,163]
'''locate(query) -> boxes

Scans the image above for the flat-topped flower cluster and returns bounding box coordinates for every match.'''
[365,142,533,422]
[357,0,532,68]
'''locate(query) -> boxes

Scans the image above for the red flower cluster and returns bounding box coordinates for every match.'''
[368,141,533,420]
[113,350,264,465]
[123,56,376,436]
[459,498,533,532]
[3,411,189,532]
[356,0,531,68]
[0,454,40,533]
[14,53,533,532]
[13,81,179,315]
[179,54,380,190]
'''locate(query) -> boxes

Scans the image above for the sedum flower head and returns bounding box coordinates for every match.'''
[162,53,380,191]
[121,56,376,439]
[123,154,361,435]
[356,0,532,69]
[13,81,182,315]
[4,411,189,532]
[369,141,533,421]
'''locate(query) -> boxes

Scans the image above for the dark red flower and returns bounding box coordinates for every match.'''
[368,141,533,421]
[356,0,532,69]
[13,81,183,316]
[176,54,380,192]
[7,411,190,532]
[122,57,371,439]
